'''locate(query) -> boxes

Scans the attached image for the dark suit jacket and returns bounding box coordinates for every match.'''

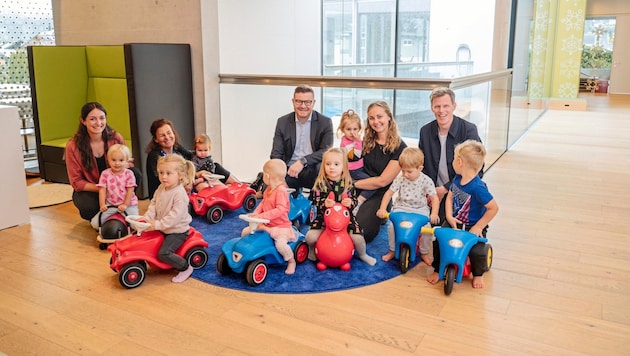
[418,115,483,190]
[270,110,333,166]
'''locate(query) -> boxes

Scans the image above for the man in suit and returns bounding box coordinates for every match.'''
[268,85,333,192]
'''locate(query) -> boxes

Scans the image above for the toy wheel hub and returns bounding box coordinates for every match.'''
[126,271,140,282]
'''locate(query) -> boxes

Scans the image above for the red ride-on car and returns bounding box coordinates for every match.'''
[189,175,257,223]
[108,216,209,289]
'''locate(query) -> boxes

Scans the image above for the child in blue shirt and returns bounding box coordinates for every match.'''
[427,140,498,289]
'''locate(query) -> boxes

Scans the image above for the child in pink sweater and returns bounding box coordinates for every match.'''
[241,159,297,274]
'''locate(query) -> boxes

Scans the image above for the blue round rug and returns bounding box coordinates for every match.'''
[190,208,420,294]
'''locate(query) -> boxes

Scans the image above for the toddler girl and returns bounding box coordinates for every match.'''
[338,109,374,214]
[139,154,196,283]
[242,159,297,274]
[92,144,139,229]
[305,147,376,266]
[191,133,240,192]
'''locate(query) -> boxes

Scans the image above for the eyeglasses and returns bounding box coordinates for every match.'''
[293,99,314,106]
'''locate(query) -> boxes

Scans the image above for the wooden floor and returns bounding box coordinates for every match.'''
[1,93,629,355]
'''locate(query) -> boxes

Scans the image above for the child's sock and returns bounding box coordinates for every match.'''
[359,253,377,266]
[172,265,194,283]
[352,198,365,216]
[285,259,296,274]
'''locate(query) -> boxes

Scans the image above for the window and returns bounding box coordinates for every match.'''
[0,0,55,169]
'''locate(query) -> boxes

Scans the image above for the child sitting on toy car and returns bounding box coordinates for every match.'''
[191,134,241,192]
[427,140,499,289]
[139,154,197,283]
[241,159,298,275]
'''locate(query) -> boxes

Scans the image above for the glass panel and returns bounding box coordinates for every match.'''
[0,0,55,169]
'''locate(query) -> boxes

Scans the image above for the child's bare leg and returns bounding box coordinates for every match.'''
[472,275,484,288]
[381,250,395,261]
[285,258,296,274]
[420,253,432,265]
[427,271,439,284]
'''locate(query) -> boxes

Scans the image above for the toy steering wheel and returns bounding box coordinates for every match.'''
[125,215,151,235]
[239,214,270,234]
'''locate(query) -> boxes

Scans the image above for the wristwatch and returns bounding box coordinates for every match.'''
[299,157,308,167]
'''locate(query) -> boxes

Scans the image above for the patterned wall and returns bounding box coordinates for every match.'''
[528,0,586,99]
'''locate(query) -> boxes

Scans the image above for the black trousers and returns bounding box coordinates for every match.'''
[431,223,489,277]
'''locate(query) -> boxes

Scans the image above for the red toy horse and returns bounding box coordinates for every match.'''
[315,193,355,271]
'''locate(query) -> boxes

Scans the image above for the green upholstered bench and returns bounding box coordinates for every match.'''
[28,44,195,198]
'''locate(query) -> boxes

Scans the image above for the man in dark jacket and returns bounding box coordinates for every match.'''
[418,87,483,220]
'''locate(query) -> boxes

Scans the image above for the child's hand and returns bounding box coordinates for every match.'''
[430,213,440,225]
[118,204,127,213]
[100,205,108,212]
[446,217,460,228]
[469,225,483,237]
[376,208,387,219]
[341,197,352,208]
[324,198,335,208]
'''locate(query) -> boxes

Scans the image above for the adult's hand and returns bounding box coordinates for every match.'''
[287,160,304,178]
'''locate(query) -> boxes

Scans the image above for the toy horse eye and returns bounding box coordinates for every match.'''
[325,210,331,216]
[343,210,349,217]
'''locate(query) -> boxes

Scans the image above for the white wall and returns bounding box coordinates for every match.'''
[428,0,496,75]
[217,1,322,181]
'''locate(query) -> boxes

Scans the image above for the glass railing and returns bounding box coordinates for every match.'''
[218,70,517,181]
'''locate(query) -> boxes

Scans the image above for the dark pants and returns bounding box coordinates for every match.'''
[158,230,190,271]
[350,168,376,201]
[355,189,391,243]
[71,167,142,222]
[285,163,320,191]
[431,223,489,276]
[72,190,99,221]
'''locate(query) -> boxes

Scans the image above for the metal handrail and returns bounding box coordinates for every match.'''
[219,69,512,90]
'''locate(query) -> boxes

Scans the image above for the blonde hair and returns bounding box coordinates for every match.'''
[454,140,486,173]
[263,159,287,181]
[398,147,424,169]
[336,109,362,138]
[107,144,132,167]
[193,133,212,151]
[312,148,353,194]
[363,101,402,154]
[157,154,196,187]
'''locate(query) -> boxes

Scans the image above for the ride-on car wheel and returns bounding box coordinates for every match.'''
[242,194,257,212]
[206,206,224,224]
[399,244,410,273]
[444,265,455,295]
[119,262,147,289]
[483,243,493,271]
[186,247,209,269]
[216,252,232,274]
[245,259,268,286]
[99,242,108,250]
[188,202,197,217]
[294,241,309,263]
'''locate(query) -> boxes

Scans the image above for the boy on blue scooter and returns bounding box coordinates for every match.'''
[427,140,499,289]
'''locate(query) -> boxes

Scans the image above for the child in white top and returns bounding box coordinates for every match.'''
[140,154,196,283]
[376,147,439,265]
[191,133,240,192]
[92,144,139,228]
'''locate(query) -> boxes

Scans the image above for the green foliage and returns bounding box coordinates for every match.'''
[581,45,612,69]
